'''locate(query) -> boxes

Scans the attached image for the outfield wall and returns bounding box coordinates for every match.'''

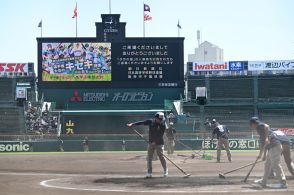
[0,139,273,152]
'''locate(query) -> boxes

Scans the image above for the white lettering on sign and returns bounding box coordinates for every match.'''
[0,63,28,73]
[104,29,118,33]
[201,139,258,150]
[83,93,109,102]
[0,143,30,152]
[112,92,153,102]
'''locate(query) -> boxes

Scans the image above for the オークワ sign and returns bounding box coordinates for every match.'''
[193,62,228,72]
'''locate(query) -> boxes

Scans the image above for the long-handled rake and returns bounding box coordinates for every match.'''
[219,160,262,179]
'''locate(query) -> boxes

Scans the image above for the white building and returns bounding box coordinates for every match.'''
[188,41,224,62]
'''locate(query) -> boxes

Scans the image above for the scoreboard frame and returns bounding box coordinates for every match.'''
[37,37,184,89]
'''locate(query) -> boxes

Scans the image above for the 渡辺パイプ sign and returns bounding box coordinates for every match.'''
[248,60,294,71]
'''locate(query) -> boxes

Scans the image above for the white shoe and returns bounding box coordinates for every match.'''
[145,173,152,178]
[164,169,168,177]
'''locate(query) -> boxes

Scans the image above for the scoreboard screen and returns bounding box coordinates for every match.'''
[41,42,111,82]
[38,38,184,88]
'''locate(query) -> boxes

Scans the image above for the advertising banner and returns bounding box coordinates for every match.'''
[228,61,245,71]
[16,87,26,99]
[202,139,259,150]
[248,61,265,71]
[0,142,30,152]
[276,128,294,137]
[263,60,294,70]
[248,60,294,71]
[0,63,29,76]
[42,42,111,81]
[0,139,261,152]
[193,61,228,72]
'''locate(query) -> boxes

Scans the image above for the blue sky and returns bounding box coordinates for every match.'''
[0,0,293,72]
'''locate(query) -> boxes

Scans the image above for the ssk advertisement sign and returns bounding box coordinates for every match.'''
[248,60,294,71]
[0,63,29,76]
[193,61,245,72]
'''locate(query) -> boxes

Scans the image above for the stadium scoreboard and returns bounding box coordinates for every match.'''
[37,38,184,89]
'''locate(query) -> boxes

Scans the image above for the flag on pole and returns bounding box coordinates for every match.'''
[177,20,182,29]
[144,14,152,21]
[72,3,77,18]
[38,20,42,28]
[144,3,152,21]
[144,4,151,12]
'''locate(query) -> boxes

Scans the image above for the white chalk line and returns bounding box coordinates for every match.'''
[0,172,293,193]
[39,176,294,194]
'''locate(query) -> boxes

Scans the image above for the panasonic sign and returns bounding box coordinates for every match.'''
[0,143,30,152]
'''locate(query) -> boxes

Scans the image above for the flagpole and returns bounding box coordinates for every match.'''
[177,20,180,37]
[41,25,43,37]
[109,0,111,14]
[76,15,78,37]
[143,2,145,37]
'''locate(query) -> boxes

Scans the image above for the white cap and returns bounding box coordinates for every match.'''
[155,112,164,119]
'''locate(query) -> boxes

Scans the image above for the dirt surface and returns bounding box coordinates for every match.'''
[0,150,293,195]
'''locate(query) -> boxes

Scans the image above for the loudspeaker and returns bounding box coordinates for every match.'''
[196,87,207,105]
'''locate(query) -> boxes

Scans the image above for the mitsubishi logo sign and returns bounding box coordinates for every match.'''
[70,90,82,102]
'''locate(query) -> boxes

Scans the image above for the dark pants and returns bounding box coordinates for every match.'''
[147,144,167,174]
[217,138,232,162]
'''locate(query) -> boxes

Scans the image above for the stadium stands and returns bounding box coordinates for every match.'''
[258,76,294,98]
[0,77,35,135]
[0,106,25,134]
[0,77,14,102]
[259,109,294,128]
[210,77,253,99]
[182,75,294,133]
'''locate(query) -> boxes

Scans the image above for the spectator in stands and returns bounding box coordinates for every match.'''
[83,136,89,152]
[24,101,59,135]
[165,122,176,155]
[210,119,232,163]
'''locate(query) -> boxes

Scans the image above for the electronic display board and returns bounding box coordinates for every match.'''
[42,42,111,81]
[38,38,184,89]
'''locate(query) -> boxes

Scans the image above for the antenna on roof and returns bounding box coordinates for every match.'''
[197,30,201,47]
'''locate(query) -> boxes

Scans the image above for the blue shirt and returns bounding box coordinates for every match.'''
[212,124,229,139]
[256,122,290,148]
